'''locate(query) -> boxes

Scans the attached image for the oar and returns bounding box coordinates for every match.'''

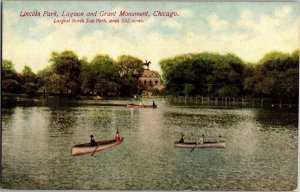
[91,144,99,156]
[190,143,198,152]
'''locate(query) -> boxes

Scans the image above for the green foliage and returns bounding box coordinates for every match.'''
[36,65,53,93]
[20,65,38,94]
[161,50,298,100]
[80,54,119,96]
[184,84,195,96]
[48,51,82,94]
[2,60,17,80]
[3,49,298,100]
[116,55,144,96]
[2,79,21,93]
[90,54,116,79]
[207,54,245,97]
[147,87,162,96]
[160,53,245,97]
[243,50,299,99]
[2,60,21,93]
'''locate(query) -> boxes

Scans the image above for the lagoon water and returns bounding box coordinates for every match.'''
[1,97,298,190]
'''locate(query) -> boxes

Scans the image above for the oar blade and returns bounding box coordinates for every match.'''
[91,145,99,156]
[190,143,198,152]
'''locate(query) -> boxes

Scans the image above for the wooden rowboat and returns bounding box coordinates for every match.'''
[126,104,157,108]
[174,141,225,148]
[71,137,124,156]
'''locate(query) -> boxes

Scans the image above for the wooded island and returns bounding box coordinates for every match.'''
[2,50,298,102]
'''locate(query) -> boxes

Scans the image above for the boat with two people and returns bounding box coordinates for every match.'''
[126,100,157,108]
[71,136,124,156]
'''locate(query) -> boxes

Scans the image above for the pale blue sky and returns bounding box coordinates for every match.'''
[3,1,299,73]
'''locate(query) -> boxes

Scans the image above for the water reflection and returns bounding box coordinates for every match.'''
[254,108,298,129]
[1,99,298,190]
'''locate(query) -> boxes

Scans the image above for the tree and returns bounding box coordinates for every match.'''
[184,83,195,96]
[116,55,144,96]
[49,51,82,94]
[2,60,16,79]
[160,52,245,97]
[79,58,95,95]
[90,54,117,79]
[243,50,299,100]
[2,79,21,93]
[79,54,120,96]
[207,53,245,97]
[2,60,21,93]
[36,65,54,94]
[91,54,119,96]
[20,65,38,94]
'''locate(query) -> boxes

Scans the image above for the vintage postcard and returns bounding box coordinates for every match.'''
[2,0,299,190]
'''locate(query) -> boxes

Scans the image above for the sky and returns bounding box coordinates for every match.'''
[2,1,299,73]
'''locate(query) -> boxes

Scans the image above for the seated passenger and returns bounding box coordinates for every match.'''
[90,135,97,146]
[115,130,121,141]
[178,134,184,143]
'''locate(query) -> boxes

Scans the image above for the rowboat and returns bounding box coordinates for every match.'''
[174,141,225,148]
[126,104,157,108]
[71,137,124,156]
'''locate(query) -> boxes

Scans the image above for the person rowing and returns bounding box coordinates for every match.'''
[190,133,205,152]
[197,134,205,145]
[139,101,144,106]
[90,135,97,146]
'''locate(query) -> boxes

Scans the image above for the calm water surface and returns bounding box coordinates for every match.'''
[1,97,298,190]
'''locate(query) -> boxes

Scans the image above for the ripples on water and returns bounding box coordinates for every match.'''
[1,98,298,190]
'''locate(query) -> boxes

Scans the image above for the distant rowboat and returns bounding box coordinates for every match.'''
[126,104,157,108]
[174,141,225,148]
[71,137,124,156]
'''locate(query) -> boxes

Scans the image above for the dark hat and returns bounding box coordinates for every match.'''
[90,135,94,138]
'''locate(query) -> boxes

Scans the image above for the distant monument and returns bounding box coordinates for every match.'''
[144,60,151,69]
[139,60,164,93]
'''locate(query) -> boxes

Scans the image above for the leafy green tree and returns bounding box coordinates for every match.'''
[49,51,81,94]
[2,79,21,93]
[79,58,95,95]
[160,53,245,97]
[207,53,245,97]
[243,50,299,99]
[20,65,38,94]
[2,59,21,93]
[160,53,214,96]
[91,54,119,96]
[184,83,195,96]
[90,54,117,79]
[2,60,17,79]
[116,55,144,96]
[36,65,53,94]
[80,54,120,96]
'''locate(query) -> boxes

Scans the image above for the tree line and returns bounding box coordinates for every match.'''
[2,49,299,100]
[160,50,298,100]
[2,51,145,96]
